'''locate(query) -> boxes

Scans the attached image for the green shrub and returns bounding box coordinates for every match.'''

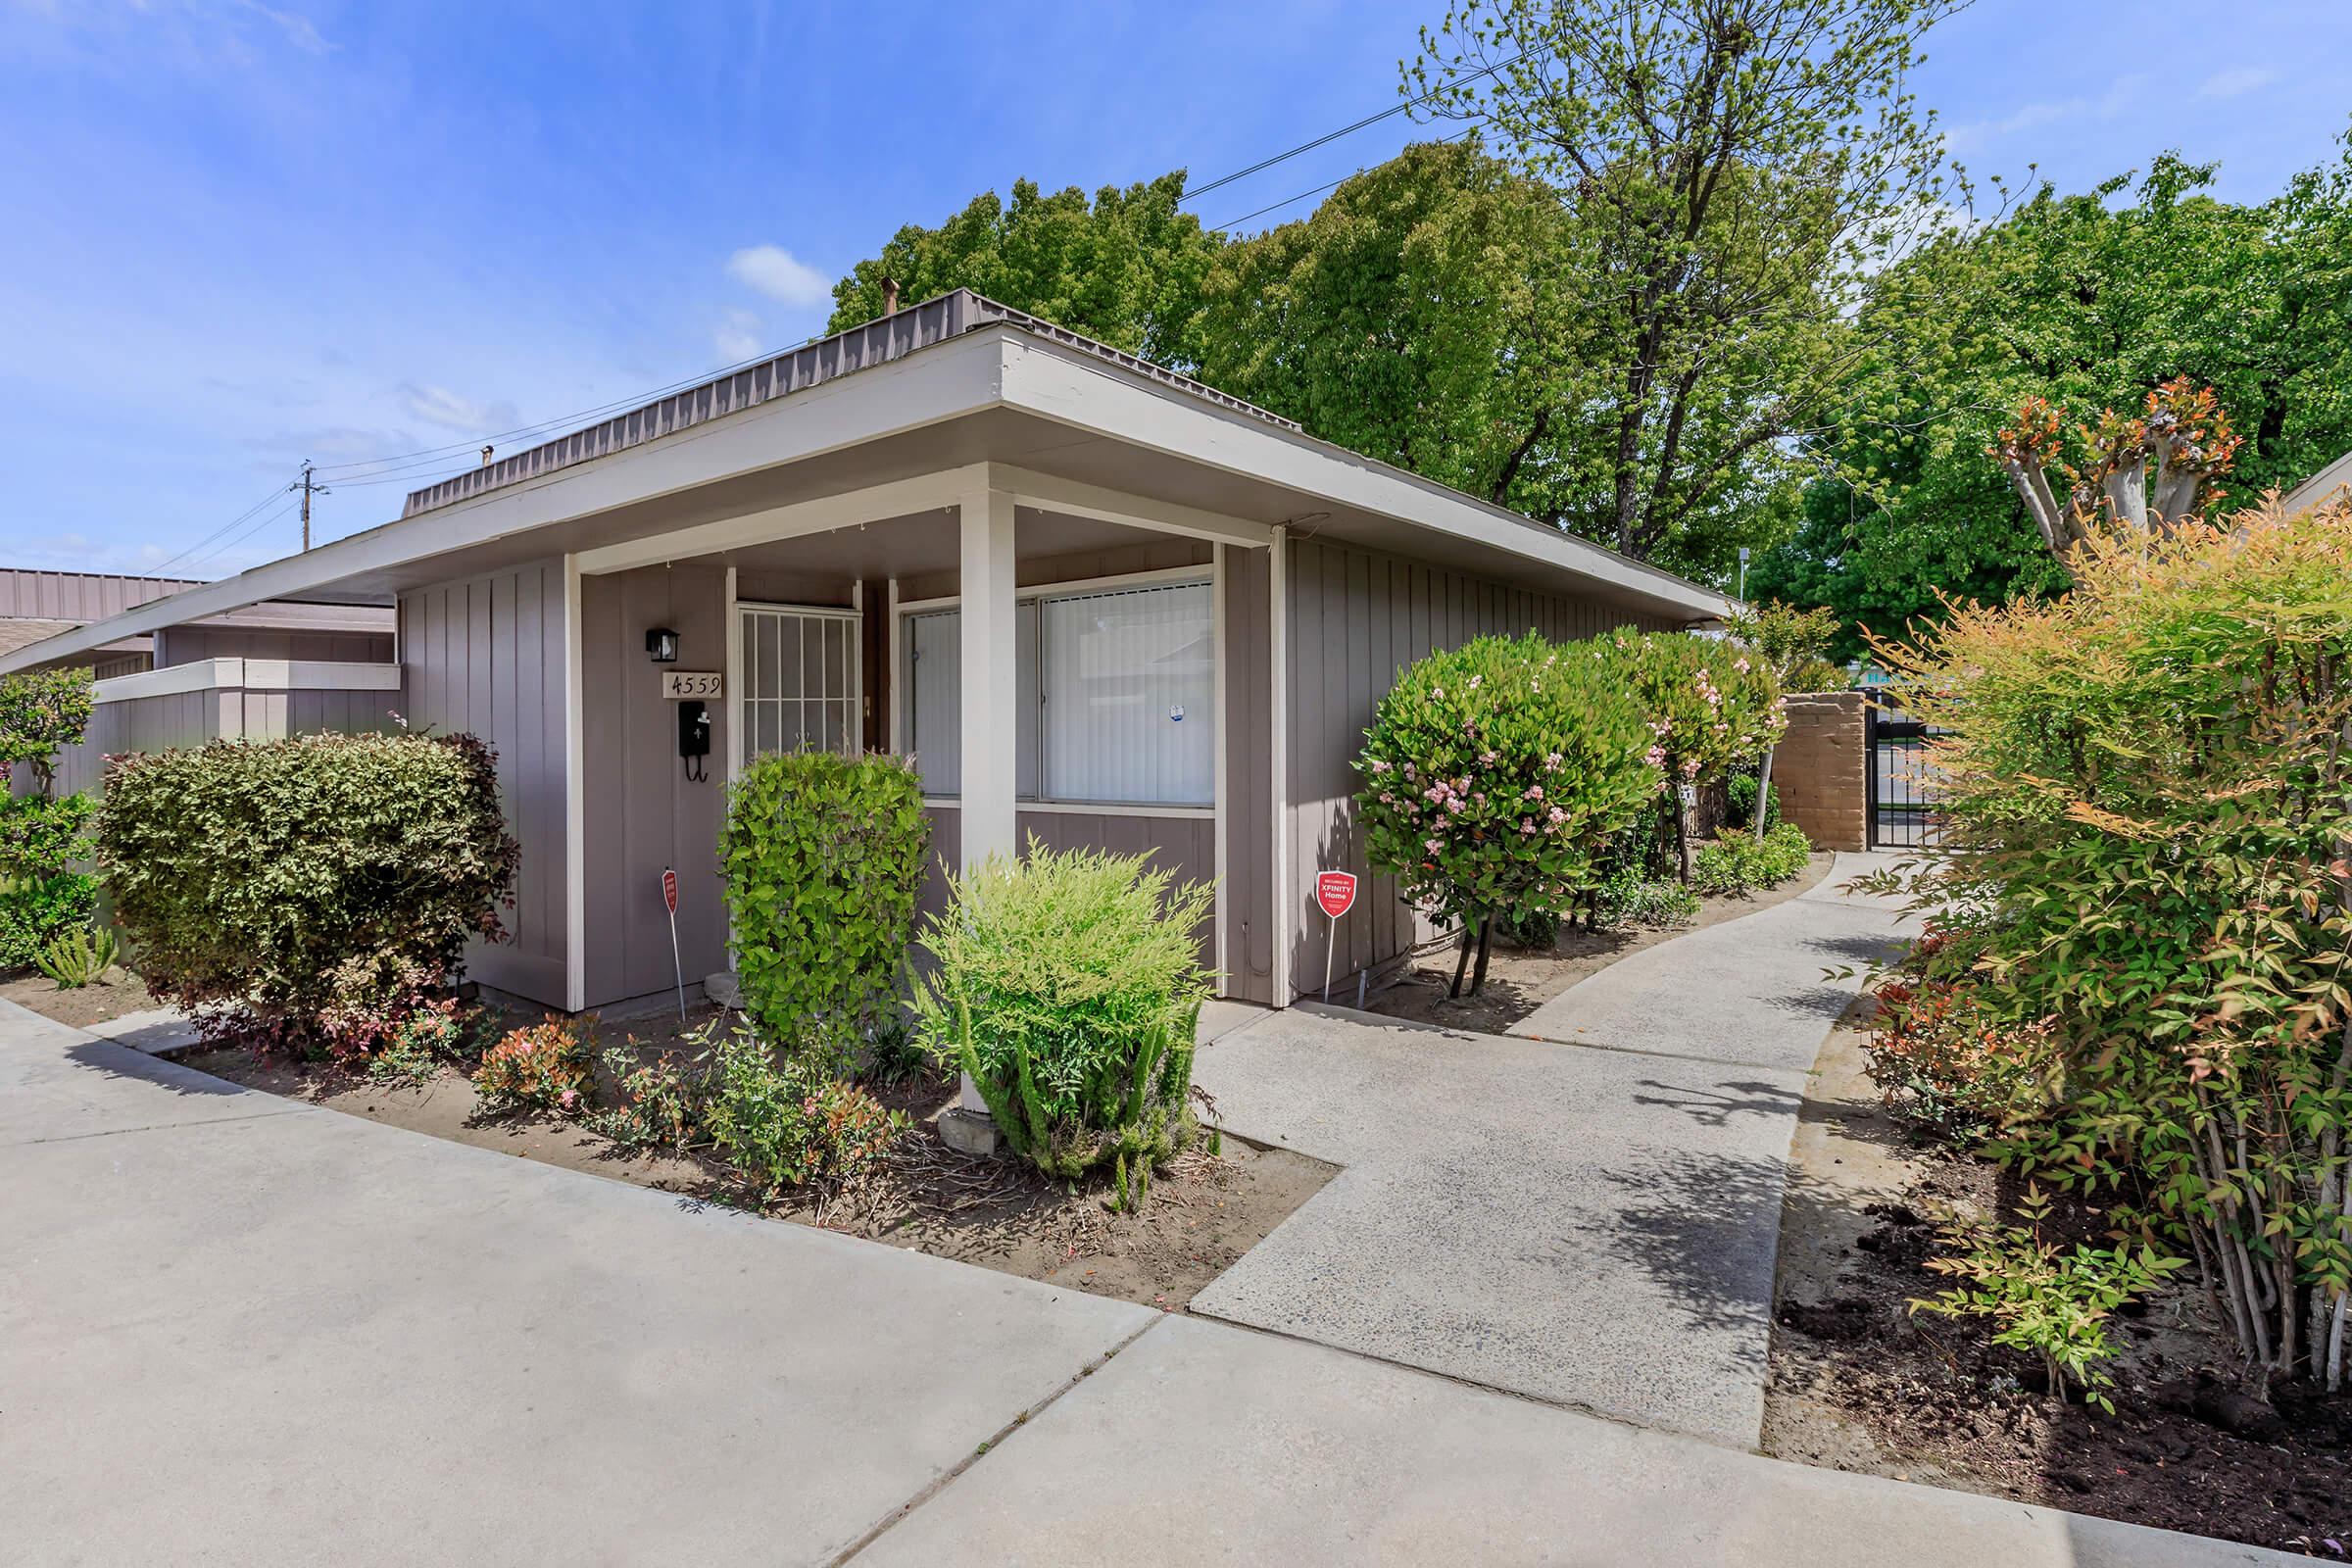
[1600,630,1786,882]
[1690,822,1812,896]
[0,793,97,966]
[914,842,1212,1209]
[720,751,929,1058]
[1723,773,1779,831]
[1875,498,2352,1387]
[96,732,518,1054]
[368,999,493,1087]
[1354,632,1658,995]
[1497,906,1560,951]
[0,668,94,797]
[33,925,116,989]
[1594,874,1698,929]
[587,1043,709,1154]
[0,666,98,969]
[471,1016,594,1115]
[1912,1187,2185,1412]
[700,1022,903,1194]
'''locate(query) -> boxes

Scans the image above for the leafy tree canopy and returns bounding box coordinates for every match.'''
[825,171,1220,367]
[1754,140,2352,662]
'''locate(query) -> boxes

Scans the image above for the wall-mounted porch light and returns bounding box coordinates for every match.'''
[645,626,680,663]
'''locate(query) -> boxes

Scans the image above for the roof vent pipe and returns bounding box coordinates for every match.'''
[880,275,900,315]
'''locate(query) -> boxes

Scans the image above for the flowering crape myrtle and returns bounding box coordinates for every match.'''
[1355,632,1658,933]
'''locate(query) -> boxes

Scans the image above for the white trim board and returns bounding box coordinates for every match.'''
[919,798,1215,821]
[93,659,402,704]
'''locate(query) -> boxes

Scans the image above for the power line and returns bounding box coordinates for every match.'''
[1184,45,1536,209]
[1213,125,1483,232]
[143,481,296,576]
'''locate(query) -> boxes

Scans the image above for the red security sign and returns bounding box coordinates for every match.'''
[662,867,679,914]
[1315,871,1358,920]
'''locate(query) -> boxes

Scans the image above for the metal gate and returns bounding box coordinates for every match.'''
[1866,704,1944,848]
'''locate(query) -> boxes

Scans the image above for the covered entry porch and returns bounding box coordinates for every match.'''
[564,464,1275,1013]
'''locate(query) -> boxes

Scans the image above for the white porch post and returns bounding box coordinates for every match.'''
[957,486,1019,870]
[955,487,1019,1120]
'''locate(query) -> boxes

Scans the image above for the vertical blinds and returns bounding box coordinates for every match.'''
[904,579,1213,808]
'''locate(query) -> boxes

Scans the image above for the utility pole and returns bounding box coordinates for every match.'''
[289,460,329,552]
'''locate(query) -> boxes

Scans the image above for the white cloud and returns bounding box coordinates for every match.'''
[2197,66,2278,101]
[397,382,517,436]
[1945,75,2145,157]
[726,244,832,308]
[712,308,763,363]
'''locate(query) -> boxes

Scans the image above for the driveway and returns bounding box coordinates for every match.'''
[1189,851,1918,1447]
[1,997,2291,1565]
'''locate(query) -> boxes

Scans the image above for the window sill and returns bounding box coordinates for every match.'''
[919,797,1215,820]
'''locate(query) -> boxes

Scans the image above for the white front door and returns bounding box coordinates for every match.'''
[738,604,861,761]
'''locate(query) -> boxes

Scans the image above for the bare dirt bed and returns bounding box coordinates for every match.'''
[1363,850,1836,1036]
[1766,1013,2352,1557]
[0,968,162,1029]
[180,1004,1333,1313]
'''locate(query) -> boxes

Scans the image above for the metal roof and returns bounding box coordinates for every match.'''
[401,290,1301,519]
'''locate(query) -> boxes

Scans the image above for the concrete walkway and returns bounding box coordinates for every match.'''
[0,998,2291,1565]
[1188,852,1918,1447]
[1512,850,1916,1068]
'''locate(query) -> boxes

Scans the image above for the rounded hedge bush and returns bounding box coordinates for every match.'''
[98,731,518,1050]
[1353,631,1658,965]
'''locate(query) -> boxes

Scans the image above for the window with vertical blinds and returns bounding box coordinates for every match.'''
[903,579,1213,808]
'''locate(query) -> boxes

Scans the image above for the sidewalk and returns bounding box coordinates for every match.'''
[0,998,2293,1565]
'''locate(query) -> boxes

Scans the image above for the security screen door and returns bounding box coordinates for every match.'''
[739,605,861,760]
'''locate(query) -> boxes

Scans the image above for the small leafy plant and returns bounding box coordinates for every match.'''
[587,1044,708,1154]
[699,1022,904,1194]
[33,924,117,989]
[1594,873,1698,929]
[471,1016,595,1116]
[1690,821,1811,896]
[914,842,1213,1209]
[1911,1187,2184,1412]
[367,998,491,1088]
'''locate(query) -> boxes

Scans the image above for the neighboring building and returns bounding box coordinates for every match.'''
[0,568,398,795]
[4,291,1728,1013]
[2280,447,2352,515]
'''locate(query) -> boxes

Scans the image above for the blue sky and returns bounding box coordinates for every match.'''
[2,0,2346,578]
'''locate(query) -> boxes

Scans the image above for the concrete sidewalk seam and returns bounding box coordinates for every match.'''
[831,1315,1170,1565]
[2,1104,311,1150]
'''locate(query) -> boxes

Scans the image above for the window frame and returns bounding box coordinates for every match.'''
[897,565,1217,815]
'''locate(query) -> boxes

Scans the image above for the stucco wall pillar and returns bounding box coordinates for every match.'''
[956,487,1019,871]
[1771,690,1869,853]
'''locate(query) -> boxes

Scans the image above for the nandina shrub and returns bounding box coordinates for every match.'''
[97,732,518,1055]
[913,842,1212,1209]
[1861,964,2060,1143]
[1873,497,2352,1388]
[720,750,928,1058]
[1353,632,1657,994]
[698,1022,903,1195]
[471,1016,594,1116]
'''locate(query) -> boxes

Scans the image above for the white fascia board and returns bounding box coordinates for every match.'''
[999,336,1733,623]
[93,659,401,704]
[0,333,1010,677]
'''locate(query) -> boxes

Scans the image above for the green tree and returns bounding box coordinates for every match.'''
[1754,142,2352,660]
[826,172,1220,366]
[1197,139,1585,514]
[1407,0,1966,578]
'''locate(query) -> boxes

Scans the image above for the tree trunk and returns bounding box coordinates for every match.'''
[1753,749,1776,842]
[1469,912,1496,997]
[1447,919,1474,1000]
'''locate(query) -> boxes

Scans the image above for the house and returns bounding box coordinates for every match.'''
[2281,447,2352,515]
[0,568,395,796]
[2,291,1729,1013]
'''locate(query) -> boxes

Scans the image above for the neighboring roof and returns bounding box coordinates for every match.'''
[0,617,143,661]
[1,295,1729,674]
[2280,447,2352,515]
[401,290,1301,519]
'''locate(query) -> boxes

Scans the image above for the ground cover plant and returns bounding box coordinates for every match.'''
[914,842,1213,1209]
[1690,822,1811,897]
[0,668,98,969]
[1868,495,2352,1393]
[98,731,517,1058]
[1354,631,1658,995]
[470,1016,593,1116]
[719,750,928,1061]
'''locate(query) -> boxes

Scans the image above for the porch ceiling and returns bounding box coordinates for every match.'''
[715,504,1168,582]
